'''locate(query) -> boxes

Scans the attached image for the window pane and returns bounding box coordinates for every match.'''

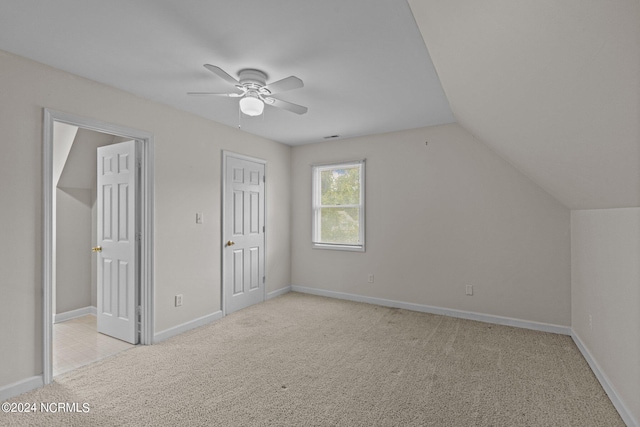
[320,166,360,206]
[312,160,365,251]
[319,207,360,244]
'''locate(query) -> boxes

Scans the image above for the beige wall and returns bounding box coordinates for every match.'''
[0,50,291,387]
[571,208,640,423]
[55,130,114,315]
[291,124,571,326]
[56,188,93,313]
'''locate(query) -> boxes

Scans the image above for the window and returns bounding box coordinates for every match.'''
[312,160,365,251]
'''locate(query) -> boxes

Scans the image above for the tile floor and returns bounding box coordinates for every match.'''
[53,315,135,377]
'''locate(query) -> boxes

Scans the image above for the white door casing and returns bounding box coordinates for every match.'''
[223,153,266,315]
[43,108,154,385]
[96,140,139,344]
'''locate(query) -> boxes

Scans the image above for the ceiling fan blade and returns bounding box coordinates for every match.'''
[264,76,303,94]
[203,64,240,87]
[265,97,308,115]
[187,92,243,97]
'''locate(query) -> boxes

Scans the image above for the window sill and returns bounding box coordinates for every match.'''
[312,243,365,252]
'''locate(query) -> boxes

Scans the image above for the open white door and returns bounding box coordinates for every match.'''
[223,154,266,315]
[95,140,139,344]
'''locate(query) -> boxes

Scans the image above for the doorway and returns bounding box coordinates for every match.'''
[43,109,154,385]
[221,151,266,315]
[52,127,138,376]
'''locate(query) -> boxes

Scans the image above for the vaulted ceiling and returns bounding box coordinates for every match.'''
[0,0,637,209]
[409,0,639,209]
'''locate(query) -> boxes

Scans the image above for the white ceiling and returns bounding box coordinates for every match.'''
[409,0,640,209]
[0,0,454,145]
[2,1,637,209]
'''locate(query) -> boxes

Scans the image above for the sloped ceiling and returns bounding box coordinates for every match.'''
[52,122,78,187]
[57,129,121,190]
[409,0,640,209]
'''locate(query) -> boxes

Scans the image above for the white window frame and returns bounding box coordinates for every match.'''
[312,160,365,252]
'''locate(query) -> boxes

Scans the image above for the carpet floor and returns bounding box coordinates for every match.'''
[1,292,623,426]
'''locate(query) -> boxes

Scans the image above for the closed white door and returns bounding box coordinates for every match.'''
[96,140,139,344]
[223,154,266,314]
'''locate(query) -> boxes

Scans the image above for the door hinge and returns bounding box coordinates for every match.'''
[263,175,265,183]
[137,159,142,169]
[136,232,142,241]
[137,306,142,316]
[262,226,265,233]
[262,276,266,284]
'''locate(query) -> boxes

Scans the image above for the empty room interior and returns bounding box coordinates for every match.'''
[0,0,638,426]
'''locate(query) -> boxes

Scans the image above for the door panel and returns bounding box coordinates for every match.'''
[96,140,139,344]
[234,191,244,234]
[249,247,259,290]
[224,155,265,314]
[233,250,244,295]
[250,192,260,233]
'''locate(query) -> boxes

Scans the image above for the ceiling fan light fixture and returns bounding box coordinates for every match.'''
[192,64,306,115]
[239,92,264,116]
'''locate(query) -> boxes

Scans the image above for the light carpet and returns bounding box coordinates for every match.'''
[1,292,623,426]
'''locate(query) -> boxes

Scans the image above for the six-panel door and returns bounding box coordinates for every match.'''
[96,140,138,344]
[224,155,265,314]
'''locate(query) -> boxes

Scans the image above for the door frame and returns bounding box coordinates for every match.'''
[221,150,267,316]
[42,108,155,385]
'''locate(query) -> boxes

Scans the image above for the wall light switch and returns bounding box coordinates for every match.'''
[466,285,473,296]
[196,213,203,224]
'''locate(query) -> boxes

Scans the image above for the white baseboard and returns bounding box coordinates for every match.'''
[267,286,291,300]
[54,306,97,323]
[155,287,290,342]
[291,286,571,336]
[153,310,223,343]
[571,332,638,427]
[0,376,43,402]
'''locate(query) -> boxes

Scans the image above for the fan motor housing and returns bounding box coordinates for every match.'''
[238,69,268,88]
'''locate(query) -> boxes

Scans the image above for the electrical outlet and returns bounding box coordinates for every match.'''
[175,294,183,307]
[368,274,374,283]
[195,213,203,224]
[466,285,473,296]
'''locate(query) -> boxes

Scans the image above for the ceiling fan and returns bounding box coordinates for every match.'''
[188,64,308,116]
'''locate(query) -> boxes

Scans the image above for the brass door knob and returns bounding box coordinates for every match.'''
[91,246,102,253]
[226,240,235,247]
